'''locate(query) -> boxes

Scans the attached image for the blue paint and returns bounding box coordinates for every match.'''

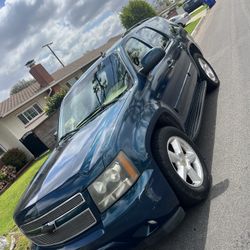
[14,17,208,249]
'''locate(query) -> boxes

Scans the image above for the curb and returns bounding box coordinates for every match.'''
[191,9,208,37]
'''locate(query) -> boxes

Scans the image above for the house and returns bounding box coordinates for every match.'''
[0,35,122,161]
[158,1,185,19]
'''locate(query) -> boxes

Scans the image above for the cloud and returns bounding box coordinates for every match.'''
[0,89,9,101]
[0,0,130,101]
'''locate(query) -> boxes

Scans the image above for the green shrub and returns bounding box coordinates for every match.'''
[0,166,17,182]
[45,89,68,116]
[1,148,28,171]
[0,181,7,191]
[0,172,6,181]
[120,0,157,30]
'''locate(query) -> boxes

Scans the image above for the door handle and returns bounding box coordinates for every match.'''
[167,59,175,69]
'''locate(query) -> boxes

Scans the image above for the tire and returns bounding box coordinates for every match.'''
[152,127,210,207]
[193,53,220,92]
[178,23,185,28]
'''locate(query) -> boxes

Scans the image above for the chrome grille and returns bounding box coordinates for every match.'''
[20,193,85,233]
[30,208,96,246]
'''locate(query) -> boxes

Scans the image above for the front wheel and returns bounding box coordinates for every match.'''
[152,127,210,207]
[193,53,220,92]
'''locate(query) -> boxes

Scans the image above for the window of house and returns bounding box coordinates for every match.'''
[125,38,151,69]
[18,103,43,125]
[0,145,5,157]
[137,27,169,49]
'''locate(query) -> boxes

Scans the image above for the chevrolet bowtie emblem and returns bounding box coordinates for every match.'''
[41,221,56,233]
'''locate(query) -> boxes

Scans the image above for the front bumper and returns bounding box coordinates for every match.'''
[33,161,183,250]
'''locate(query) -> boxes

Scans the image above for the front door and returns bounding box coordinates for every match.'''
[160,39,198,121]
[21,132,48,158]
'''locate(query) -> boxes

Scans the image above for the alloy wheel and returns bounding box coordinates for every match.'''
[198,57,218,83]
[167,136,204,187]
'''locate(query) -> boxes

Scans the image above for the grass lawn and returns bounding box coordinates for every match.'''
[190,5,207,18]
[0,154,49,236]
[185,18,201,34]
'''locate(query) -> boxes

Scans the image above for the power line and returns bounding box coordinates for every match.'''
[42,42,65,67]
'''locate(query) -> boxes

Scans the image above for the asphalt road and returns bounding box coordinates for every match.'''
[137,0,250,249]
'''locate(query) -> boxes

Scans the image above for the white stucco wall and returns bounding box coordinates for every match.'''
[1,93,48,140]
[0,71,86,153]
[0,122,34,159]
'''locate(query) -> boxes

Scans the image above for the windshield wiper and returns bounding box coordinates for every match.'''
[76,93,125,129]
[58,128,79,142]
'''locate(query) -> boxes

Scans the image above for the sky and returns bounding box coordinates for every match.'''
[0,0,137,102]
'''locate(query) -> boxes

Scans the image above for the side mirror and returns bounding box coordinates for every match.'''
[140,47,165,75]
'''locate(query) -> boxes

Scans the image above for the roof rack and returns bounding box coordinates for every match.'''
[122,17,151,37]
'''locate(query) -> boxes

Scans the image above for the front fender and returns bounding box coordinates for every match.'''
[142,102,185,158]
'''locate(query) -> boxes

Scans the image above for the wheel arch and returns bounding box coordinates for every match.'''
[189,43,203,57]
[145,108,185,157]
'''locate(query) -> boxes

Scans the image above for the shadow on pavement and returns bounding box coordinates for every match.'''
[135,88,228,250]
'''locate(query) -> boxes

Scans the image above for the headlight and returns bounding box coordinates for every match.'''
[88,152,139,212]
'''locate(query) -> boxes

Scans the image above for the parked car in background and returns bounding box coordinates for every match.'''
[169,12,190,27]
[14,16,219,250]
[203,0,216,8]
[183,0,204,13]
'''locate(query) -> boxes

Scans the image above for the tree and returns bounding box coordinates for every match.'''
[120,0,157,30]
[45,89,68,116]
[10,79,36,95]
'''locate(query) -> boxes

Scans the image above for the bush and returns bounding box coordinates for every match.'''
[120,0,157,30]
[0,172,6,182]
[0,181,7,191]
[1,148,28,171]
[0,166,17,182]
[45,89,68,116]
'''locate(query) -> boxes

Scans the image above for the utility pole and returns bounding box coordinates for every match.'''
[42,42,65,67]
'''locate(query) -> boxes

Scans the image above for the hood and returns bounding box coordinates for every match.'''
[14,97,127,225]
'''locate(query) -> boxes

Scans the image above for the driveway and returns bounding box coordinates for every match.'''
[137,0,250,249]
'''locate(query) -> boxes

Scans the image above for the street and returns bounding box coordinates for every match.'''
[137,0,250,249]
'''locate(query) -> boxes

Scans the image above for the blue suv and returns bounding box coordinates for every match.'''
[183,0,204,13]
[14,17,219,250]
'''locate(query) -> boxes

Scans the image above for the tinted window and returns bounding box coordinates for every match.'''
[137,28,169,49]
[146,17,171,36]
[125,38,151,68]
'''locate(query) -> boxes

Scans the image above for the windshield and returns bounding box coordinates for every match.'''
[58,53,131,139]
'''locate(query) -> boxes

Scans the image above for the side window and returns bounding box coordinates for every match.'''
[137,27,169,49]
[125,38,151,68]
[148,17,172,36]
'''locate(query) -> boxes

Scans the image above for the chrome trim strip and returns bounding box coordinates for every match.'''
[31,208,97,247]
[21,193,85,231]
[174,62,192,110]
